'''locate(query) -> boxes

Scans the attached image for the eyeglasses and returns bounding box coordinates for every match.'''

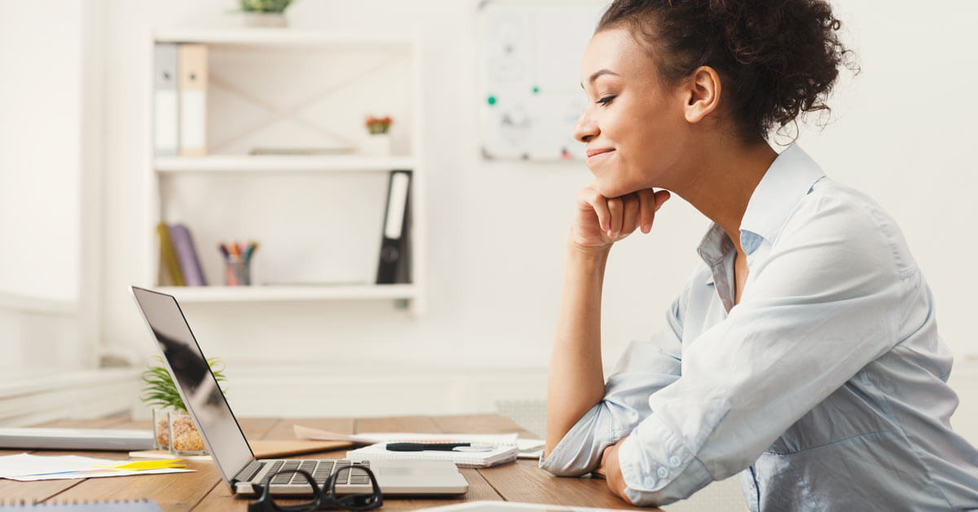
[248,464,383,512]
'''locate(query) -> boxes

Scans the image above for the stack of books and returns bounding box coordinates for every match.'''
[156,222,207,286]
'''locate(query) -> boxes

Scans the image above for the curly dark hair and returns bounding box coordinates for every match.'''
[596,0,858,142]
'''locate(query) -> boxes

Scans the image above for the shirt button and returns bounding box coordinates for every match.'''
[668,456,681,467]
[657,467,669,479]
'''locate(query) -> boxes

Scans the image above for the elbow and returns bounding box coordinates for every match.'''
[539,438,603,477]
[540,401,624,477]
[539,450,594,477]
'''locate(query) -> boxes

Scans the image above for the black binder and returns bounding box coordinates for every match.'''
[376,170,412,284]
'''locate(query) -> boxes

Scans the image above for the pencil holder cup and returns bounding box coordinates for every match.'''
[168,410,208,456]
[152,407,170,450]
[225,257,252,286]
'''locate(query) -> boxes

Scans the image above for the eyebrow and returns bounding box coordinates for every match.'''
[580,69,620,89]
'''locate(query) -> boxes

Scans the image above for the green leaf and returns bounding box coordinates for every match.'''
[140,355,231,410]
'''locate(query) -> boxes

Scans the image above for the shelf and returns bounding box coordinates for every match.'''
[153,28,414,49]
[155,284,417,303]
[148,29,424,316]
[154,155,416,174]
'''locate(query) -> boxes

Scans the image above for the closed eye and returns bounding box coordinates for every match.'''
[597,95,616,106]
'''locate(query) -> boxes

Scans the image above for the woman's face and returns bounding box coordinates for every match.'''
[575,28,689,198]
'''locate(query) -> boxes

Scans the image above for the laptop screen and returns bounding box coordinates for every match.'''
[131,286,253,486]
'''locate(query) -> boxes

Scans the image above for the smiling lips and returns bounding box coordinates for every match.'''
[586,147,615,164]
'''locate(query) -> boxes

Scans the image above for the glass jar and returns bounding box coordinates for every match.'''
[152,408,170,450]
[168,410,208,456]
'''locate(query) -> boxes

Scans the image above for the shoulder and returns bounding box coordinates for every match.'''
[777,177,918,279]
[788,178,885,234]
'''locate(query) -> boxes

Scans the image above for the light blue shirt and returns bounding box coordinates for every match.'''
[540,145,978,510]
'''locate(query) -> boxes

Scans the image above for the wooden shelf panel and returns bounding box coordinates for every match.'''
[155,284,417,303]
[154,155,416,174]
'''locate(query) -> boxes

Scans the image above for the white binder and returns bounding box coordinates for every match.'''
[153,43,179,156]
[178,43,208,156]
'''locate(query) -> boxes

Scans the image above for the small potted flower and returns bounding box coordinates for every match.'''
[362,115,394,156]
[140,356,228,455]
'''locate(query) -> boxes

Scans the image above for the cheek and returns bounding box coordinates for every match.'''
[619,103,684,180]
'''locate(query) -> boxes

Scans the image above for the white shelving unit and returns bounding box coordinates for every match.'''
[145,29,425,313]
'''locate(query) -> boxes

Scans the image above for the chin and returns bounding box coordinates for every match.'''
[594,178,639,200]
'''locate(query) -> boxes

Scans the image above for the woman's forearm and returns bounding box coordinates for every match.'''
[545,241,611,457]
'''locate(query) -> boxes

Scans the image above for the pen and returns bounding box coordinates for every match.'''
[385,442,492,452]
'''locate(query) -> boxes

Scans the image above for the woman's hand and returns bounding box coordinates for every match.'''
[570,186,671,251]
[599,437,632,504]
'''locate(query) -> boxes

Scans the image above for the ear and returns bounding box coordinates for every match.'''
[681,66,721,124]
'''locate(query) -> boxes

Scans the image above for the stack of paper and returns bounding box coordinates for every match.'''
[346,442,520,468]
[293,425,545,459]
[0,453,192,481]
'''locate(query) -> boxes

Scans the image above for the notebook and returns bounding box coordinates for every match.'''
[346,442,519,468]
[0,428,153,451]
[0,501,162,511]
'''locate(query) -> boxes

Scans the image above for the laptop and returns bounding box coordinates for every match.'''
[130,286,469,497]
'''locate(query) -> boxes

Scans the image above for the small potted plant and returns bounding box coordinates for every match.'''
[362,115,394,156]
[140,356,228,455]
[238,0,293,27]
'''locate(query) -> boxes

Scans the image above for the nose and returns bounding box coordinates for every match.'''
[573,110,598,143]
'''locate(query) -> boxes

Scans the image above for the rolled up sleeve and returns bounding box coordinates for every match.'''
[540,296,684,476]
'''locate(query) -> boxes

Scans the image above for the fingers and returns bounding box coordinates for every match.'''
[607,198,623,237]
[621,194,640,236]
[578,186,672,243]
[653,189,671,210]
[635,189,670,234]
[638,190,652,234]
[606,194,643,239]
[578,186,612,233]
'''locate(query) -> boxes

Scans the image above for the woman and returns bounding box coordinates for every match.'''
[540,0,978,510]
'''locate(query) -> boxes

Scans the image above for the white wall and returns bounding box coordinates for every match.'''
[91,0,978,416]
[0,0,92,372]
[0,2,82,301]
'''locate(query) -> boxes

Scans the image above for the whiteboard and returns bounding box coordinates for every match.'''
[478,0,607,161]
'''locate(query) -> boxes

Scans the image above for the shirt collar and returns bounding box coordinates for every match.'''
[738,144,825,252]
[696,224,734,286]
[696,144,826,285]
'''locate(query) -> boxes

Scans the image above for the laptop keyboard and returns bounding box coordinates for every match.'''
[258,459,372,487]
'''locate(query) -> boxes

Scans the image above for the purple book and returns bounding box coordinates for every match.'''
[168,223,208,286]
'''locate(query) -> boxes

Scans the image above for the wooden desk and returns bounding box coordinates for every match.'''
[0,414,656,511]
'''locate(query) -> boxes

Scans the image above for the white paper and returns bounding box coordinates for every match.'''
[293,425,544,458]
[0,453,192,481]
[346,442,520,468]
